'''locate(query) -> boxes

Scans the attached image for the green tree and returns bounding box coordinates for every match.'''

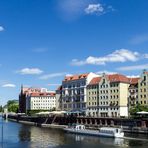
[0,105,3,112]
[6,100,19,113]
[130,103,148,115]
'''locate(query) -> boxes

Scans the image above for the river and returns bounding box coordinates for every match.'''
[0,117,148,148]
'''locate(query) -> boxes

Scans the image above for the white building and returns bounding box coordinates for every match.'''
[26,92,56,111]
[62,72,98,113]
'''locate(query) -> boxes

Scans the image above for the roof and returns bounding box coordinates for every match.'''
[29,92,55,97]
[63,73,89,81]
[88,77,101,85]
[107,74,129,83]
[128,77,140,84]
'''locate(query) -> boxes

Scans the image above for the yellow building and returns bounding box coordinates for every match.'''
[138,70,148,106]
[86,73,130,117]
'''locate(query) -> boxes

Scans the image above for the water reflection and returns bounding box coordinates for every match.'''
[18,125,66,148]
[1,117,148,148]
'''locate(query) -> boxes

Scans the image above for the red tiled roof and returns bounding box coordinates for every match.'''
[63,73,89,81]
[30,92,55,97]
[89,77,101,85]
[107,74,129,83]
[128,77,140,84]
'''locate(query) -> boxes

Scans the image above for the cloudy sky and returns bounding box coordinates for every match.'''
[0,0,148,105]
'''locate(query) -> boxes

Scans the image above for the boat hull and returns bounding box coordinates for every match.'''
[64,128,124,138]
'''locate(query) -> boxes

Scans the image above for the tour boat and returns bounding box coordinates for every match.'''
[64,124,124,138]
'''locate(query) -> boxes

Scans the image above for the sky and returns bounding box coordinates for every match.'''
[0,0,148,105]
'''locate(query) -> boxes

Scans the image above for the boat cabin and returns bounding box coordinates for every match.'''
[100,127,123,134]
[73,125,85,130]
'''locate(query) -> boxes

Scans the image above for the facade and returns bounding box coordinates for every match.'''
[26,92,56,111]
[86,74,130,117]
[138,70,148,106]
[128,78,139,108]
[55,85,62,111]
[86,77,101,117]
[19,86,55,113]
[61,72,98,113]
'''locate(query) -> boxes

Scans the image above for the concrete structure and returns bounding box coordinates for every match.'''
[86,73,130,118]
[138,70,148,106]
[61,73,98,113]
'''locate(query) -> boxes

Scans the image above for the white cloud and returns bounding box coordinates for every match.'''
[17,68,43,75]
[2,84,16,88]
[130,34,148,44]
[39,72,66,80]
[85,3,104,14]
[127,75,140,78]
[117,64,148,71]
[71,49,140,66]
[0,26,4,32]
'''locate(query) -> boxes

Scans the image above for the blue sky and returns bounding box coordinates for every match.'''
[0,0,148,105]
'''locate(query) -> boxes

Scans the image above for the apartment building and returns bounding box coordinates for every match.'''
[86,77,101,117]
[26,92,56,111]
[128,77,139,108]
[86,73,130,117]
[61,72,98,113]
[138,70,148,106]
[19,86,55,113]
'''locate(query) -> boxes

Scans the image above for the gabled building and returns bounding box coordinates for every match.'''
[86,73,130,117]
[86,77,101,117]
[138,70,148,106]
[61,72,98,113]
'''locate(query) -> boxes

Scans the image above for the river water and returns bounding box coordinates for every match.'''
[0,117,148,148]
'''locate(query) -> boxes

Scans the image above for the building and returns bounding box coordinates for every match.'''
[55,85,62,111]
[26,92,56,111]
[86,73,130,117]
[61,72,98,113]
[138,70,148,106]
[19,86,56,113]
[128,77,139,108]
[86,77,101,117]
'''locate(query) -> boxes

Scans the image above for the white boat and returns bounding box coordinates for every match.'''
[64,124,124,138]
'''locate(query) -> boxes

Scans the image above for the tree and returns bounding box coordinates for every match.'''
[0,105,3,112]
[130,103,148,115]
[6,100,19,113]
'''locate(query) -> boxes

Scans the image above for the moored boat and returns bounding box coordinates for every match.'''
[64,124,124,138]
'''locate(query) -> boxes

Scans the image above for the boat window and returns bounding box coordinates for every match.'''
[116,129,118,133]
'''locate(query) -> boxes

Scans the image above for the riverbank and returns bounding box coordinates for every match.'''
[4,114,148,134]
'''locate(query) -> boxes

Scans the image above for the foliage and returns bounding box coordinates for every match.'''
[0,105,3,112]
[6,100,19,113]
[130,103,148,115]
